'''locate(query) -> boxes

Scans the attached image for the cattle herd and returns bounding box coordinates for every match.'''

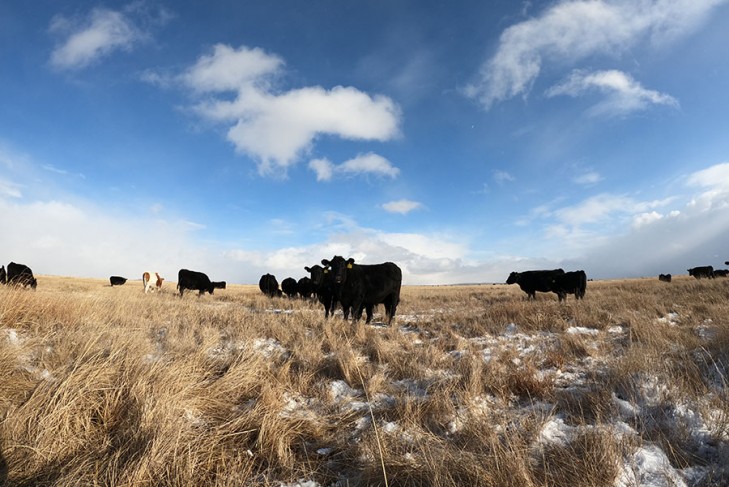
[2,258,728,325]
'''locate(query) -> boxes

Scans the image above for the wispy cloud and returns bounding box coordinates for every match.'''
[308,153,400,181]
[0,179,22,199]
[465,0,726,109]
[493,170,515,185]
[572,171,602,185]
[546,70,678,116]
[49,8,145,70]
[382,199,423,215]
[181,44,401,176]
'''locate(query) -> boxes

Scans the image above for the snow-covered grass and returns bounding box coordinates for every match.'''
[0,275,728,486]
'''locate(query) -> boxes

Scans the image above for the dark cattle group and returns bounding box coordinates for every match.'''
[178,269,226,297]
[507,269,582,301]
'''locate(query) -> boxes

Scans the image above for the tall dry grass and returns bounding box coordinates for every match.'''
[0,275,727,486]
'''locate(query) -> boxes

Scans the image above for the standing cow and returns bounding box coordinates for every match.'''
[177,269,225,297]
[142,271,164,293]
[688,266,714,279]
[506,269,564,300]
[322,256,402,325]
[297,276,314,299]
[281,277,298,298]
[110,276,127,286]
[305,264,336,318]
[658,274,672,283]
[551,270,587,301]
[259,274,281,297]
[0,265,5,284]
[7,262,37,289]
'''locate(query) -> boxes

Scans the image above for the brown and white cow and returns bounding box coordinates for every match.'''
[142,271,164,293]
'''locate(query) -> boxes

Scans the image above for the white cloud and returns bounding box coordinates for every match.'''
[308,153,400,181]
[0,179,22,199]
[50,8,144,70]
[182,44,401,176]
[686,162,729,210]
[572,171,602,185]
[546,70,678,116]
[466,0,726,109]
[382,199,423,215]
[632,211,664,228]
[493,170,515,184]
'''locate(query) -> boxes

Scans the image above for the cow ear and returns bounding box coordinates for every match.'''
[305,266,311,272]
[321,259,330,266]
[347,258,355,264]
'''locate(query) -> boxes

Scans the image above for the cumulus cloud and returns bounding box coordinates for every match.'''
[308,153,400,181]
[466,0,725,109]
[382,199,423,215]
[181,44,401,176]
[546,70,678,116]
[49,8,144,70]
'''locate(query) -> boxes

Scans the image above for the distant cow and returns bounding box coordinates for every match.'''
[259,273,281,297]
[713,269,729,278]
[110,276,127,286]
[305,265,336,318]
[178,269,225,297]
[281,277,298,298]
[506,269,565,300]
[552,270,587,301]
[658,274,672,283]
[688,266,714,279]
[322,256,402,325]
[0,265,5,284]
[7,262,37,289]
[142,271,164,293]
[297,276,314,299]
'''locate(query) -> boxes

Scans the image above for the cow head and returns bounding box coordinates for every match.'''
[506,272,519,284]
[305,265,327,285]
[323,256,354,284]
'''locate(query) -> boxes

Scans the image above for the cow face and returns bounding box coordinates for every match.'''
[506,272,519,284]
[324,256,355,284]
[306,265,326,285]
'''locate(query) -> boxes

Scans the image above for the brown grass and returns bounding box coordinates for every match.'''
[0,275,727,486]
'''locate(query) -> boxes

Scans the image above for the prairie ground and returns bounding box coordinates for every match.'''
[1,275,728,486]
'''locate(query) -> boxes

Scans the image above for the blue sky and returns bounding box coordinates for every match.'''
[2,0,729,285]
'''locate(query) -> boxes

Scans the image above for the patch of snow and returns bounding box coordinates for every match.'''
[251,338,289,359]
[279,480,321,487]
[656,312,680,326]
[608,326,625,334]
[538,417,574,447]
[504,323,518,335]
[4,328,21,345]
[329,380,361,402]
[615,443,687,487]
[566,326,600,335]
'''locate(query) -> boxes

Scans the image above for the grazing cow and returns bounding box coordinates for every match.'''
[658,274,672,283]
[305,265,336,318]
[281,277,298,298]
[506,269,565,300]
[177,269,225,297]
[109,276,127,286]
[259,273,281,297]
[0,265,5,284]
[322,256,402,325]
[688,266,714,279]
[142,271,164,293]
[551,270,587,301]
[297,276,314,299]
[713,269,729,278]
[7,262,37,289]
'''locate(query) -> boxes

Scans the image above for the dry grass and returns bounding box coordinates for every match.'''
[0,275,727,486]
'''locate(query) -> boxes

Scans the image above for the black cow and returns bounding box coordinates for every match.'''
[7,262,37,289]
[713,269,729,278]
[297,276,314,299]
[281,277,298,298]
[551,270,587,301]
[305,265,336,317]
[658,274,672,283]
[506,269,564,300]
[0,265,5,284]
[322,256,402,325]
[110,276,127,286]
[178,269,225,297]
[259,273,281,297]
[688,266,714,279]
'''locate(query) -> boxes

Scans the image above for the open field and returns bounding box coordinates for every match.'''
[1,275,728,486]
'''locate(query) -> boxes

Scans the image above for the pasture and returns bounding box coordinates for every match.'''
[1,276,728,486]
